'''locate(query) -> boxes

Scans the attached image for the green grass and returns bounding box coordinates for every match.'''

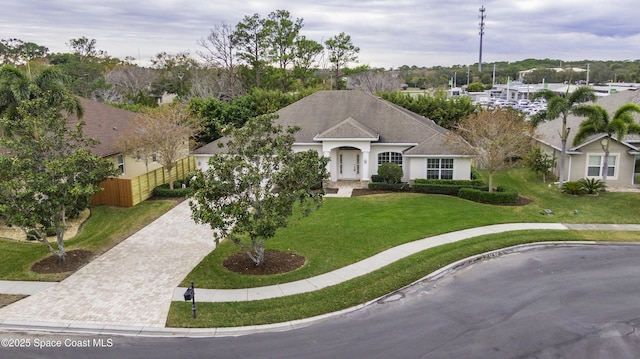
[167,168,640,327]
[0,200,176,281]
[181,168,640,289]
[167,230,640,328]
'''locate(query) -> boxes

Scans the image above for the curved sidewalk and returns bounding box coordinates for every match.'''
[0,218,638,334]
[172,223,640,303]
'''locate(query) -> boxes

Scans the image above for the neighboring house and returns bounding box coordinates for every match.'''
[534,89,640,187]
[72,98,194,206]
[192,90,474,185]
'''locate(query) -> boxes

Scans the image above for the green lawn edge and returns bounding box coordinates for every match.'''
[167,230,640,328]
[0,200,177,281]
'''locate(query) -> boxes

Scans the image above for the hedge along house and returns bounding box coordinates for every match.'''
[534,89,640,188]
[192,90,474,186]
[73,98,194,206]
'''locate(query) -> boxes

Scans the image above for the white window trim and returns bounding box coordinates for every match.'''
[426,158,454,179]
[585,152,619,180]
[377,151,403,167]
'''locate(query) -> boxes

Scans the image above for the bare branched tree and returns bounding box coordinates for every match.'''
[118,103,202,189]
[197,23,242,100]
[102,65,157,103]
[450,108,533,191]
[348,70,401,94]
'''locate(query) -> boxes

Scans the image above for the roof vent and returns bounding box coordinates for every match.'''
[113,126,118,130]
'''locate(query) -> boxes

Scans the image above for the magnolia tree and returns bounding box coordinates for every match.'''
[190,113,329,266]
[0,66,117,261]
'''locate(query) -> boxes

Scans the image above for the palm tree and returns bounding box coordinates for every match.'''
[0,65,83,137]
[533,86,596,188]
[572,103,640,188]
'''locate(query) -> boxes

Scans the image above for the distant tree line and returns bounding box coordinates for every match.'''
[2,13,639,145]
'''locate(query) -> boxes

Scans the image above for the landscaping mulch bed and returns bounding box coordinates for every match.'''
[351,188,533,206]
[223,249,306,275]
[31,249,95,274]
[351,188,392,196]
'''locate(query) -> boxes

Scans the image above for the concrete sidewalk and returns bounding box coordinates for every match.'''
[172,223,570,302]
[0,219,639,335]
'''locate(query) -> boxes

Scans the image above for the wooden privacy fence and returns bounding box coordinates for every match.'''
[91,157,196,207]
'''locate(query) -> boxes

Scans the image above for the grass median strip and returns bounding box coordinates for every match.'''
[167,230,640,328]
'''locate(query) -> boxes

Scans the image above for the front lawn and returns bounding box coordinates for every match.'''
[168,168,640,327]
[181,168,640,289]
[0,200,176,281]
[168,230,640,328]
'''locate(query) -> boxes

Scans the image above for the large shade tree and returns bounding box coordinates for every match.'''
[572,103,640,188]
[533,86,596,188]
[0,65,118,261]
[190,113,329,266]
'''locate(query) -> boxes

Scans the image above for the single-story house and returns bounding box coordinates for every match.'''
[71,98,193,206]
[192,90,474,185]
[534,89,640,187]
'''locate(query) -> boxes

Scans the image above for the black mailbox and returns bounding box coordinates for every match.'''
[184,281,196,319]
[184,287,193,301]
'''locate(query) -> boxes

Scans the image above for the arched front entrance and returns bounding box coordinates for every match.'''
[338,147,361,180]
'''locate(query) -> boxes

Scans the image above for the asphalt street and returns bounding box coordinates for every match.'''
[3,243,640,358]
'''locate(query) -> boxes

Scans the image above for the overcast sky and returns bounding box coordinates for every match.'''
[2,0,639,69]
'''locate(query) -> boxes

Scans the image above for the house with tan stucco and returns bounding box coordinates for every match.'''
[534,89,640,188]
[74,98,193,206]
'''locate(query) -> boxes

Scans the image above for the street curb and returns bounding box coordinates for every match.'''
[3,241,639,338]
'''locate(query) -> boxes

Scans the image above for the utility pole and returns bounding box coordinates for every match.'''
[478,6,486,72]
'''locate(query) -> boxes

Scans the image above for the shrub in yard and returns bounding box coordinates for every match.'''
[377,163,403,184]
[413,179,484,186]
[412,179,487,196]
[458,186,519,204]
[368,182,410,191]
[470,167,482,180]
[578,178,605,194]
[153,182,194,197]
[412,183,488,195]
[560,181,586,195]
[371,174,384,183]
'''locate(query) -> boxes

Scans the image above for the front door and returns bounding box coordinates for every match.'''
[339,150,360,180]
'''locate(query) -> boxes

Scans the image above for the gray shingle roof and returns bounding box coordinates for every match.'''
[193,90,471,156]
[536,89,640,150]
[313,117,379,140]
[68,98,137,157]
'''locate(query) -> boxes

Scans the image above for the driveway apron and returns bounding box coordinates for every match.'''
[0,200,215,328]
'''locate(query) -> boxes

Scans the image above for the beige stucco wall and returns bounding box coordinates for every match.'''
[106,140,191,180]
[567,140,636,187]
[407,157,472,181]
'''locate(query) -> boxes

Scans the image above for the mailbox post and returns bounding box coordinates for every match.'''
[183,281,196,319]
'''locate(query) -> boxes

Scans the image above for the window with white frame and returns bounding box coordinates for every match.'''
[427,158,454,179]
[378,152,403,167]
[117,154,125,175]
[587,154,617,178]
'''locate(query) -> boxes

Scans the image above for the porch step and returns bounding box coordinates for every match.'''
[336,187,354,197]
